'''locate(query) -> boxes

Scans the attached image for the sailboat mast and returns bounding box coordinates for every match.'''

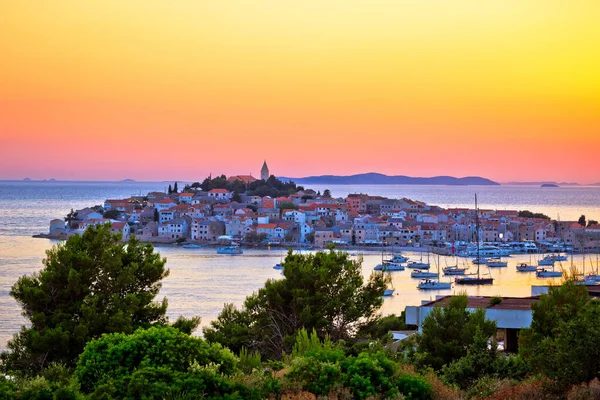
[475,194,480,279]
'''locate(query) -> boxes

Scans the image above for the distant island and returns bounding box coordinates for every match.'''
[506,181,580,186]
[277,173,499,186]
[541,183,559,188]
[121,179,136,182]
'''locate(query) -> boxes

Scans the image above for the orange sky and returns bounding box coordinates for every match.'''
[1,1,599,183]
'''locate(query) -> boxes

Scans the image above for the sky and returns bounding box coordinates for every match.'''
[1,1,599,183]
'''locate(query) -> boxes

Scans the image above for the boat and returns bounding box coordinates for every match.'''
[456,195,494,286]
[516,263,537,272]
[486,258,508,268]
[549,254,568,262]
[411,270,438,279]
[182,243,201,249]
[443,266,466,275]
[406,261,431,270]
[382,288,395,297]
[537,255,555,266]
[417,254,452,290]
[408,246,431,269]
[443,252,466,275]
[418,279,452,290]
[386,253,409,263]
[373,262,405,271]
[374,250,405,271]
[217,245,243,255]
[273,263,283,270]
[472,257,488,265]
[536,268,562,278]
[460,244,510,257]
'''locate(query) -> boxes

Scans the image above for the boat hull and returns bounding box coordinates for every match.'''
[455,277,494,285]
[443,268,466,276]
[418,281,452,290]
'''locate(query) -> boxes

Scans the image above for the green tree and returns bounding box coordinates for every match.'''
[415,295,497,371]
[168,184,172,194]
[204,249,388,358]
[75,326,239,398]
[579,214,587,227]
[588,219,598,227]
[64,208,79,229]
[173,181,178,193]
[232,192,242,203]
[519,281,595,389]
[244,231,268,244]
[323,189,332,198]
[0,224,169,376]
[102,209,120,219]
[153,207,159,222]
[518,210,550,220]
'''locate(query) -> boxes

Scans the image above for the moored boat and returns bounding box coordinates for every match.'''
[411,270,438,279]
[486,258,508,268]
[406,261,431,270]
[374,262,405,271]
[536,268,562,278]
[443,266,466,275]
[418,279,452,290]
[516,263,537,272]
[217,245,243,255]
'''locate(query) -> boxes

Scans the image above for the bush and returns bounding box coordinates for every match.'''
[397,374,432,400]
[567,378,600,400]
[75,326,238,397]
[287,355,342,395]
[343,352,398,399]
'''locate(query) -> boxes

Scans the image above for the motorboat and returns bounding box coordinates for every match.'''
[386,254,409,263]
[273,263,283,270]
[382,288,395,297]
[182,243,201,249]
[486,258,508,268]
[537,256,555,267]
[516,263,537,272]
[373,262,405,271]
[460,245,511,257]
[217,246,243,255]
[549,254,568,262]
[472,257,488,265]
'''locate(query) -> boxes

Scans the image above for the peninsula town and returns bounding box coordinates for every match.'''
[46,162,599,252]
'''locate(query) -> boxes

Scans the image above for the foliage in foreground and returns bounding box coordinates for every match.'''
[1,224,170,376]
[204,249,388,359]
[413,295,497,371]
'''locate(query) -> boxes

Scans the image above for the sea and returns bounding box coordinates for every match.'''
[1,180,599,350]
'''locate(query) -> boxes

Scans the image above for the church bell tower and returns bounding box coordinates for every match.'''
[261,160,269,181]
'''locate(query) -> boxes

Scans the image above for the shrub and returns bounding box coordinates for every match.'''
[397,373,432,400]
[567,378,600,400]
[75,326,238,397]
[343,352,398,399]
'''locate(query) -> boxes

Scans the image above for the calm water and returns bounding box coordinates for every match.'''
[1,181,599,350]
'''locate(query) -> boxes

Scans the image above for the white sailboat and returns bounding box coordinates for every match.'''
[418,253,452,290]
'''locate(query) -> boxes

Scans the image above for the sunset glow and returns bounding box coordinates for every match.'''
[1,1,599,182]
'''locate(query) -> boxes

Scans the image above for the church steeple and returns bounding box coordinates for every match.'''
[261,160,269,181]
